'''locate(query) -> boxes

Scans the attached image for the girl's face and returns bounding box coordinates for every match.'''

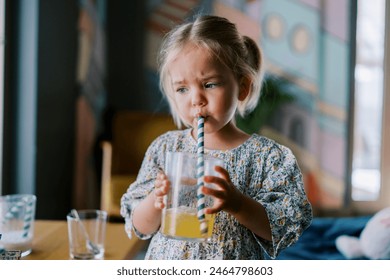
[167,44,245,135]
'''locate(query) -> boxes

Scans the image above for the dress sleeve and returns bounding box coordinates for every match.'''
[120,136,166,240]
[252,143,313,259]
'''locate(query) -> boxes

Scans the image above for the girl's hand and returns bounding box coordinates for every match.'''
[202,166,244,215]
[153,172,170,210]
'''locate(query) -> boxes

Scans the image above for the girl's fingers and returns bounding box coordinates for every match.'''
[202,167,243,214]
[203,166,232,189]
[214,166,231,183]
[157,172,168,181]
[205,206,221,215]
[154,200,165,209]
[154,189,165,209]
[202,186,225,199]
[154,173,170,209]
[203,175,228,190]
[154,175,170,197]
[154,184,169,198]
[154,172,168,188]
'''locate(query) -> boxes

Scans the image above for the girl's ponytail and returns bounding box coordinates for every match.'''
[243,35,262,73]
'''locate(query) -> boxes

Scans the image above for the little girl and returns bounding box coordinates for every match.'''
[121,15,312,260]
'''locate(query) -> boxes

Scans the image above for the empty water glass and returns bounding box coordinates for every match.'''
[0,194,36,257]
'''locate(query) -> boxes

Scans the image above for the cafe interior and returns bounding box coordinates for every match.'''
[0,0,389,260]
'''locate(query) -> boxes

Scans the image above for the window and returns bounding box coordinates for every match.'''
[351,0,386,201]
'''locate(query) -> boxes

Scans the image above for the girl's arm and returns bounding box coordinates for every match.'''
[202,166,272,241]
[227,192,272,241]
[132,173,170,235]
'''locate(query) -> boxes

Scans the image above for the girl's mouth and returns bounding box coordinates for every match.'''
[194,115,207,121]
[192,115,207,128]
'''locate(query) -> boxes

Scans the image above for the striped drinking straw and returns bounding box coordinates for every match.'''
[196,116,208,237]
[22,197,34,238]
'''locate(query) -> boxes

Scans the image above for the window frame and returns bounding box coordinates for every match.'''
[349,0,390,213]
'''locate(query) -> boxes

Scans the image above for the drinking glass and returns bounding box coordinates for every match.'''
[160,152,224,241]
[0,194,36,257]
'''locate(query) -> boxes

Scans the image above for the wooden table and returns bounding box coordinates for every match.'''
[24,220,147,260]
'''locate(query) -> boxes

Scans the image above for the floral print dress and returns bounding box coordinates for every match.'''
[120,129,312,260]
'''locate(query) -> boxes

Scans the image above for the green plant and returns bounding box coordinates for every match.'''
[236,74,295,134]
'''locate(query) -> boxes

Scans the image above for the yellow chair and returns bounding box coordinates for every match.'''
[100,111,178,219]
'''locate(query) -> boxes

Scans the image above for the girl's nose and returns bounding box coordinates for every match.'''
[191,88,206,107]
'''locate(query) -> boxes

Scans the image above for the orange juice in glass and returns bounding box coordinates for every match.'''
[161,152,223,241]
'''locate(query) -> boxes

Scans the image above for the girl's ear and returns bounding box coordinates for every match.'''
[238,76,251,101]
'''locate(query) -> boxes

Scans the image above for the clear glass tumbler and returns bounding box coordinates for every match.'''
[0,194,37,257]
[66,209,107,260]
[161,152,224,241]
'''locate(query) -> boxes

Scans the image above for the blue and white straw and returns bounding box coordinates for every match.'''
[22,198,34,238]
[196,116,207,236]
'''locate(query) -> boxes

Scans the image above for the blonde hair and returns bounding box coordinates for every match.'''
[158,15,264,128]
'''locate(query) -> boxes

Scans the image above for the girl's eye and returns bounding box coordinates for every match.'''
[176,87,188,94]
[205,82,219,89]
